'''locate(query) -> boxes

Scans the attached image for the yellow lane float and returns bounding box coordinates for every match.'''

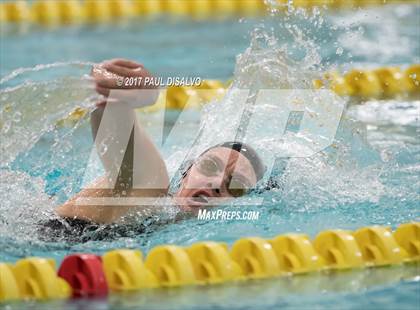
[11,258,71,300]
[0,263,20,302]
[394,222,420,262]
[230,237,281,279]
[1,1,30,23]
[103,249,157,290]
[186,242,242,284]
[270,234,324,274]
[144,245,196,287]
[313,229,365,270]
[353,226,408,266]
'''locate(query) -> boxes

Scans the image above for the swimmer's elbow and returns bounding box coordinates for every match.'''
[55,200,121,224]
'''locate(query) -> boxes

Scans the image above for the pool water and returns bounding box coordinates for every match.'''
[1,3,420,310]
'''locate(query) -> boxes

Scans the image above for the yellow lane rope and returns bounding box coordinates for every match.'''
[0,222,418,301]
[1,0,419,26]
[49,64,420,125]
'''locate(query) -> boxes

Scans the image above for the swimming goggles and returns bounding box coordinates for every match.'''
[194,155,251,198]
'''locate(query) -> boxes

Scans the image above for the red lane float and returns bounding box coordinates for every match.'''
[58,254,108,298]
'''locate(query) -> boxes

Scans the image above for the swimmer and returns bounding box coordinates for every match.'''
[54,59,266,225]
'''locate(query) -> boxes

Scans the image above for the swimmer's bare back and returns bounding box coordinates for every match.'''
[56,59,170,224]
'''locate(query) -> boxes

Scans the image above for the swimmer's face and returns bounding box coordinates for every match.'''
[174,147,257,211]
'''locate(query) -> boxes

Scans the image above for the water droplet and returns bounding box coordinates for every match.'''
[99,142,108,155]
[12,111,22,123]
[336,47,343,56]
[62,141,73,153]
[2,120,11,133]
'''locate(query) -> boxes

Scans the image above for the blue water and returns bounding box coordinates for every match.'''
[1,3,420,310]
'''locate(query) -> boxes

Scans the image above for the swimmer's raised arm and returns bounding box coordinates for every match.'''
[89,105,169,193]
[56,59,169,223]
[89,59,169,193]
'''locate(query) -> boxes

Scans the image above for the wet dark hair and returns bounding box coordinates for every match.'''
[213,141,266,181]
[182,141,266,182]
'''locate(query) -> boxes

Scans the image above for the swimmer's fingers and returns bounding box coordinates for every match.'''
[102,63,156,89]
[92,65,154,89]
[91,65,122,88]
[92,70,128,89]
[95,76,131,89]
[105,58,144,69]
[102,62,145,79]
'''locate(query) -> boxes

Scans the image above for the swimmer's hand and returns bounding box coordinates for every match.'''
[91,58,159,108]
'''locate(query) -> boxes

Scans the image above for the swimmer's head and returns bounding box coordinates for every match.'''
[174,142,265,211]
